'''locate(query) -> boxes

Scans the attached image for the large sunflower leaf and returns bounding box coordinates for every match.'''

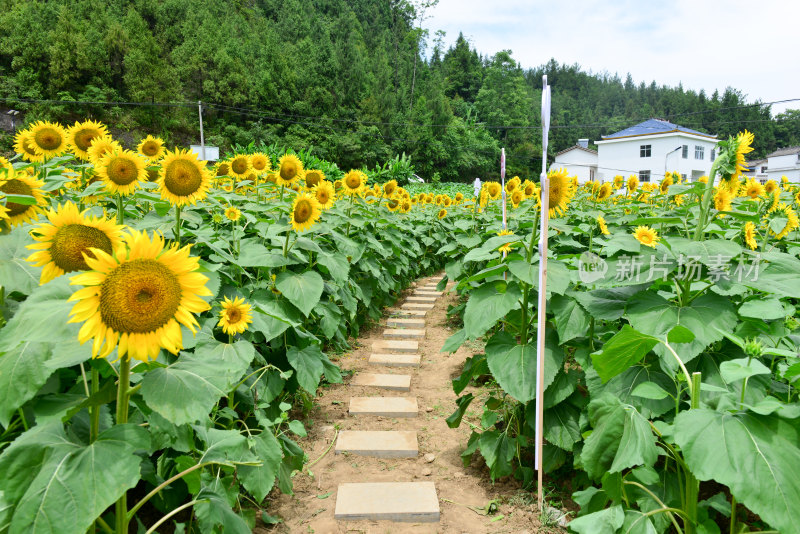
[276,270,324,317]
[674,409,800,534]
[141,340,253,425]
[590,325,658,383]
[0,230,41,296]
[286,344,326,394]
[484,330,562,404]
[463,280,521,340]
[551,294,590,343]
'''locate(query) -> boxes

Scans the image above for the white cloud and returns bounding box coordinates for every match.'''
[425,0,800,113]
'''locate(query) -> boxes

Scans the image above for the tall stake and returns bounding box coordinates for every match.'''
[198,101,206,161]
[535,75,552,512]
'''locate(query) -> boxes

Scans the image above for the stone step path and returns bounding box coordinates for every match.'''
[333,273,449,523]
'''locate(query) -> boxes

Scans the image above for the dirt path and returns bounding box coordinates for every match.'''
[262,276,567,534]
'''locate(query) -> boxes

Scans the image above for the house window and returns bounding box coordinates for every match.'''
[639,170,651,182]
[682,145,688,159]
[695,146,704,160]
[640,145,651,157]
[710,148,715,161]
[761,166,767,173]
[760,178,767,185]
[589,169,595,180]
[681,174,687,182]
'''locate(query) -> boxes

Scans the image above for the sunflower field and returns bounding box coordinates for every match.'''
[2,123,800,534]
[0,120,457,533]
[436,131,800,533]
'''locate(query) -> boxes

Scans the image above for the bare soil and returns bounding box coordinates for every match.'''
[258,278,568,534]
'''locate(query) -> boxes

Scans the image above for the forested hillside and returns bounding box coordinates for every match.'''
[1,0,797,180]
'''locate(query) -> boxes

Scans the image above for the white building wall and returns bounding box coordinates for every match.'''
[551,149,598,185]
[766,154,800,183]
[596,133,719,184]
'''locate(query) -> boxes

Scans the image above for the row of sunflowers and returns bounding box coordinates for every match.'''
[434,131,800,533]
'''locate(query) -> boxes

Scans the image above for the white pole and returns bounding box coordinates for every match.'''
[198,101,206,161]
[500,148,507,232]
[535,75,551,512]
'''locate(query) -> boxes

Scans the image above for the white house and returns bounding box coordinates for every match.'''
[765,147,800,183]
[593,119,719,184]
[551,139,598,184]
[743,158,769,184]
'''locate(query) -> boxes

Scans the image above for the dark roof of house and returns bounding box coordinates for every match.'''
[766,146,800,158]
[555,145,597,157]
[601,118,716,140]
[743,159,768,171]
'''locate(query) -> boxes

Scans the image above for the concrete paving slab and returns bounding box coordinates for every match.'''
[349,396,418,417]
[401,303,435,311]
[335,431,418,457]
[334,482,440,522]
[387,317,426,329]
[372,340,419,353]
[351,373,412,391]
[368,353,421,367]
[383,328,425,340]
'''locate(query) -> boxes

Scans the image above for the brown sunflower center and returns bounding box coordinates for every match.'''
[1,178,34,216]
[316,190,330,204]
[99,259,182,334]
[107,156,139,186]
[280,162,298,181]
[345,174,361,190]
[384,184,396,196]
[294,200,313,223]
[141,141,160,157]
[252,157,268,171]
[387,198,400,210]
[146,168,159,182]
[231,157,248,175]
[50,224,113,272]
[74,129,101,152]
[165,159,203,196]
[217,163,230,176]
[305,172,321,188]
[34,128,63,151]
[226,308,242,323]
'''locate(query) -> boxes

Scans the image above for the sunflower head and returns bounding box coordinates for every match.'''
[437,208,447,219]
[88,136,122,165]
[0,171,47,226]
[29,121,67,158]
[497,229,514,253]
[26,202,125,284]
[342,170,366,196]
[251,153,271,174]
[455,192,464,203]
[14,130,44,162]
[597,216,610,235]
[291,192,322,232]
[218,296,253,335]
[613,175,624,189]
[386,196,401,212]
[596,182,612,201]
[659,174,673,194]
[744,178,765,200]
[543,168,577,217]
[485,181,502,199]
[383,180,398,197]
[505,176,521,194]
[511,189,524,207]
[68,120,109,161]
[764,179,778,195]
[158,148,211,206]
[277,154,304,186]
[224,206,242,222]
[228,154,252,180]
[96,149,147,196]
[137,135,166,162]
[314,180,336,209]
[765,202,800,240]
[67,230,212,362]
[717,130,754,182]
[743,221,758,250]
[216,162,231,177]
[714,188,733,215]
[304,169,324,189]
[627,174,640,194]
[633,225,660,248]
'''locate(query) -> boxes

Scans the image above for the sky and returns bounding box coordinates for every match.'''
[423,0,799,115]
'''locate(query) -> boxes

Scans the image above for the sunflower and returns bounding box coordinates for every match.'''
[341,169,366,196]
[400,199,412,213]
[765,203,800,240]
[0,156,12,178]
[426,193,434,204]
[228,154,252,180]
[485,181,502,199]
[137,135,166,162]
[627,175,639,194]
[743,221,758,250]
[510,188,524,208]
[659,174,673,194]
[96,149,147,196]
[304,169,324,189]
[386,196,401,212]
[744,178,765,200]
[67,120,108,161]
[764,179,778,195]
[313,180,336,209]
[277,154,304,186]
[613,175,624,189]
[0,170,47,226]
[437,208,447,219]
[732,130,755,181]
[714,188,732,214]
[795,190,800,207]
[434,194,444,205]
[443,196,452,207]
[633,225,659,248]
[363,189,377,203]
[769,188,781,211]
[216,162,231,177]
[383,179,398,197]
[291,192,321,232]
[251,153,271,175]
[597,216,610,235]
[596,182,612,201]
[13,130,44,162]
[218,296,253,335]
[699,176,709,184]
[522,180,536,198]
[26,202,125,284]
[29,121,67,158]
[87,136,122,164]
[158,148,211,206]
[454,192,464,203]
[497,229,514,253]
[67,230,211,362]
[543,168,576,217]
[505,176,520,194]
[224,207,242,222]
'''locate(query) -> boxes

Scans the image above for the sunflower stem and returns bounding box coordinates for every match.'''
[174,205,182,246]
[90,366,100,442]
[694,159,720,241]
[115,357,131,534]
[115,194,124,225]
[282,229,292,259]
